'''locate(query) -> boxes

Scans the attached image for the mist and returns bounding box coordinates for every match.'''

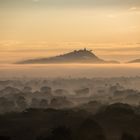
[0,64,140,78]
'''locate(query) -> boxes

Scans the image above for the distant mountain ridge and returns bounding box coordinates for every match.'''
[128,59,140,63]
[17,49,119,64]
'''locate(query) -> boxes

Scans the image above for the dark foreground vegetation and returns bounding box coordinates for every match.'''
[0,103,140,140]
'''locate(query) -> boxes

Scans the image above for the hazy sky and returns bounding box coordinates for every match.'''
[1,0,140,63]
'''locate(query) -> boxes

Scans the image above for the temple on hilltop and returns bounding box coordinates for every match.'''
[74,48,92,53]
[83,48,92,52]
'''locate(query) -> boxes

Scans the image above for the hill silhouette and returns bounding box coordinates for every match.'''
[17,49,119,64]
[128,59,140,63]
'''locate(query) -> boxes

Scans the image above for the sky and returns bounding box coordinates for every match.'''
[0,0,140,63]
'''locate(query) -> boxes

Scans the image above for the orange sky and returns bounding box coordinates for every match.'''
[0,0,140,63]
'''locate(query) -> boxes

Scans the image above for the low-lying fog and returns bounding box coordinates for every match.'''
[0,75,140,114]
[0,63,140,78]
[0,65,140,140]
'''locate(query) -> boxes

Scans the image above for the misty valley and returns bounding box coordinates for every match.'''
[0,77,140,140]
[1,0,140,139]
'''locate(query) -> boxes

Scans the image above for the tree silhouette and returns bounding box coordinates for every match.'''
[121,132,136,140]
[76,119,106,140]
[37,126,71,140]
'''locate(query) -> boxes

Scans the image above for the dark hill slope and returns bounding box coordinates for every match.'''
[17,49,118,64]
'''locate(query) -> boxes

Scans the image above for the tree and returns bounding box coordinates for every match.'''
[39,99,48,108]
[37,126,71,140]
[0,97,15,113]
[30,98,40,108]
[121,132,136,140]
[16,96,27,111]
[23,86,32,93]
[40,86,52,95]
[76,119,106,140]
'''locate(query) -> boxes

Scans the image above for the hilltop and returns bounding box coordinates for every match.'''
[17,49,119,64]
